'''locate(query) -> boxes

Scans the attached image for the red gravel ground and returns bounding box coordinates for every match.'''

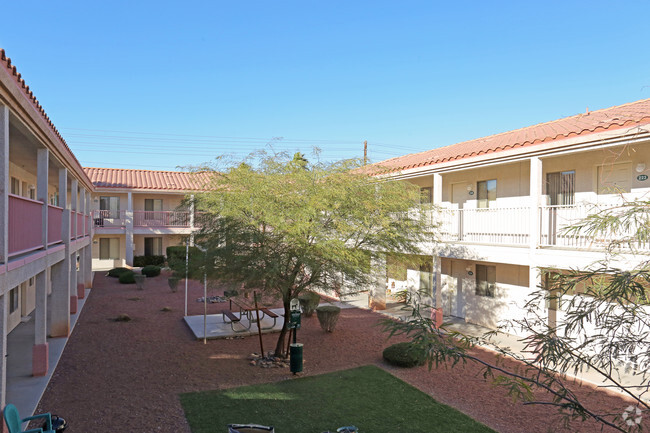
[37,273,635,433]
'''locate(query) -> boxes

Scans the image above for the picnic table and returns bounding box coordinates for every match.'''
[225,297,278,330]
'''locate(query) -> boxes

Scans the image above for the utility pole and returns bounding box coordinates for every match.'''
[363,140,367,166]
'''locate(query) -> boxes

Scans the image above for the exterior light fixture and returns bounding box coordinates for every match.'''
[636,163,646,173]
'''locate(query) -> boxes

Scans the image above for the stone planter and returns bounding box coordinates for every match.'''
[316,305,341,332]
[168,277,180,293]
[298,292,320,317]
[134,274,146,290]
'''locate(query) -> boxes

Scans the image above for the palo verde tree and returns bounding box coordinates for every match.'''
[383,197,650,432]
[192,151,433,356]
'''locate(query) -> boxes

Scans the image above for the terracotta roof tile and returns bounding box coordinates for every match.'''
[0,49,87,176]
[83,167,212,191]
[375,99,650,172]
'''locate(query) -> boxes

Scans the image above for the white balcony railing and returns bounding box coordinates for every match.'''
[437,207,530,246]
[434,203,650,252]
[133,210,192,228]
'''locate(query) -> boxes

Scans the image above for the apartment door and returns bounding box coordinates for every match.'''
[451,182,469,241]
[597,162,631,195]
[546,170,575,245]
[450,261,466,318]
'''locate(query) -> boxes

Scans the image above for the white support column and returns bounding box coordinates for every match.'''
[79,188,85,237]
[432,173,442,205]
[70,179,78,239]
[33,270,48,376]
[85,189,93,288]
[37,149,49,250]
[189,194,195,246]
[50,169,70,337]
[125,192,134,266]
[529,157,542,253]
[0,293,6,409]
[368,254,387,310]
[0,104,8,265]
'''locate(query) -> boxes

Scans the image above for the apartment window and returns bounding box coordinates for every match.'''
[475,264,496,297]
[50,192,59,206]
[144,237,163,256]
[477,179,496,208]
[144,199,163,220]
[99,196,120,218]
[29,277,35,286]
[420,187,433,204]
[10,177,20,195]
[99,238,120,260]
[9,287,18,313]
[546,171,575,206]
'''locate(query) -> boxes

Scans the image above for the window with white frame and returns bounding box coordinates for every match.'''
[99,196,120,218]
[477,179,496,208]
[475,264,496,297]
[546,171,575,206]
[9,287,18,313]
[99,238,120,260]
[144,237,163,256]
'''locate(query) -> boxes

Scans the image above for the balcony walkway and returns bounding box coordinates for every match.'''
[6,283,91,420]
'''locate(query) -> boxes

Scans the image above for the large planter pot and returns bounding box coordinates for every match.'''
[298,292,320,317]
[134,274,146,290]
[316,305,341,333]
[168,277,180,293]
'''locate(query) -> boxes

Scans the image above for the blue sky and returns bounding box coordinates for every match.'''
[2,1,650,170]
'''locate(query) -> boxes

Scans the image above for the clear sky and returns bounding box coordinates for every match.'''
[2,1,650,170]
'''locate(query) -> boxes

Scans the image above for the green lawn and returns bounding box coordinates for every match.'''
[180,365,496,433]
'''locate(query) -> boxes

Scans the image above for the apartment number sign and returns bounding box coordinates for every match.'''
[638,174,648,181]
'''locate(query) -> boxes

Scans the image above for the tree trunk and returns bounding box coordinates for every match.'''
[273,298,292,357]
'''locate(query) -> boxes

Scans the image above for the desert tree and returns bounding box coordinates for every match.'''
[191,150,433,356]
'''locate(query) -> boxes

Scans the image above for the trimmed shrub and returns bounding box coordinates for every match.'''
[133,255,165,267]
[141,265,161,277]
[107,267,130,278]
[316,305,341,332]
[382,342,426,368]
[298,292,320,317]
[118,270,136,284]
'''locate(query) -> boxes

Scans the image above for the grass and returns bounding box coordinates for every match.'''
[180,365,496,433]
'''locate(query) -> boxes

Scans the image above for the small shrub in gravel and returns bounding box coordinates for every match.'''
[107,267,130,278]
[161,306,172,312]
[141,265,161,277]
[382,342,426,368]
[118,270,136,284]
[112,314,132,322]
[298,291,321,317]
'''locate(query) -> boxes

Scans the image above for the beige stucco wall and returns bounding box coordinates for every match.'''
[91,234,126,270]
[440,258,531,332]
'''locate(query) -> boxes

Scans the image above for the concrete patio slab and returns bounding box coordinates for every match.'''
[184,307,285,339]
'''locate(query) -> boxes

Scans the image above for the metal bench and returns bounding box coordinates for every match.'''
[259,308,278,330]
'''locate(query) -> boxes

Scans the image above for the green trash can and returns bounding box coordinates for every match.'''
[290,343,303,373]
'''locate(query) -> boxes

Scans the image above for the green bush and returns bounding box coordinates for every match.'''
[133,255,165,267]
[141,265,161,277]
[118,270,136,284]
[107,267,131,278]
[167,245,203,279]
[382,342,426,368]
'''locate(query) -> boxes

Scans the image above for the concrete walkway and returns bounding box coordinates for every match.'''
[338,291,644,401]
[6,286,90,418]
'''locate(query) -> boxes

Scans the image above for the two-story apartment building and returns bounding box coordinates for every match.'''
[0,49,94,408]
[371,100,650,337]
[84,167,209,269]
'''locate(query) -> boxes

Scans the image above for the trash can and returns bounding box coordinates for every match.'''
[44,415,67,432]
[290,343,303,373]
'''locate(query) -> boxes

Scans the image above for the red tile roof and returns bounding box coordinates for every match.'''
[374,98,650,172]
[84,167,212,191]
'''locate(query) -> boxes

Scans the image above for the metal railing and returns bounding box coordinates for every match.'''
[436,206,530,246]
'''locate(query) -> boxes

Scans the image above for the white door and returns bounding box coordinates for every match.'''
[451,261,466,318]
[451,183,470,241]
